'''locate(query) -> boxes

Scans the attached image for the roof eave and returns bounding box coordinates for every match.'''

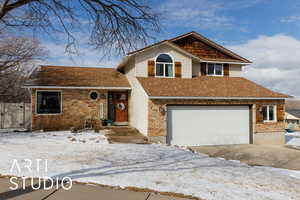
[148,96,289,100]
[23,86,132,90]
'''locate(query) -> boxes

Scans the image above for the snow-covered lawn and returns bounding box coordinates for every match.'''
[286,132,300,147]
[286,132,300,137]
[0,131,300,200]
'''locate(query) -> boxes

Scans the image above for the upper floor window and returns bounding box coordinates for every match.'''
[155,54,174,77]
[262,105,277,122]
[207,63,223,76]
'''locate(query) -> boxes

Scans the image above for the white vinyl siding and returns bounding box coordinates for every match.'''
[124,58,149,136]
[229,64,242,77]
[134,44,192,78]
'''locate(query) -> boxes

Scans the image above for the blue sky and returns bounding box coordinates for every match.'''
[42,0,300,97]
[154,0,300,43]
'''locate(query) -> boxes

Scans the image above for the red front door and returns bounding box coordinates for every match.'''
[113,92,128,122]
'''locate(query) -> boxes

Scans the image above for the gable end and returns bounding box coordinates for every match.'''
[172,35,242,62]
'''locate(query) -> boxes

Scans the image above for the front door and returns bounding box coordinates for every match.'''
[109,92,128,124]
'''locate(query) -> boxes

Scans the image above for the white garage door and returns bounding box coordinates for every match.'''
[167,105,250,146]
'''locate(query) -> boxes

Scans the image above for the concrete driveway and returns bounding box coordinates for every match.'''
[0,177,193,200]
[189,144,300,170]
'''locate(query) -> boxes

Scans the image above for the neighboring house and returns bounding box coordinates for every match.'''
[285,110,300,131]
[24,31,290,146]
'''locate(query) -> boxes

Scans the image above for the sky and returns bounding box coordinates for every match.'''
[42,0,300,98]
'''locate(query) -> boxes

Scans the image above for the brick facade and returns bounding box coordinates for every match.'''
[31,89,108,131]
[31,86,286,143]
[148,99,285,140]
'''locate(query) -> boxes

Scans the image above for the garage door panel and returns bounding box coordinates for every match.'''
[167,106,250,146]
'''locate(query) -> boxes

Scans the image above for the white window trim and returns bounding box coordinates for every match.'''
[154,53,175,78]
[263,105,277,123]
[36,90,63,115]
[206,63,224,76]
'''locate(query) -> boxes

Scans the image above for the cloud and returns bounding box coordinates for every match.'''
[158,0,267,30]
[158,0,232,30]
[222,0,270,9]
[43,42,119,67]
[280,15,300,23]
[228,34,300,97]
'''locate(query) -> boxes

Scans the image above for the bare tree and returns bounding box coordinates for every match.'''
[0,35,45,72]
[0,0,160,55]
[0,69,31,102]
[0,35,46,102]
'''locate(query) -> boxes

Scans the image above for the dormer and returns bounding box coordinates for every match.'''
[118,32,251,79]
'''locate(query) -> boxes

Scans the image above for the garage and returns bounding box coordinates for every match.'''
[167,105,251,146]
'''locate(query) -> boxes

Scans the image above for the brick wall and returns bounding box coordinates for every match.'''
[148,99,285,137]
[31,89,108,131]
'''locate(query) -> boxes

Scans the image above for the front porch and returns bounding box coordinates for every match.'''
[31,89,130,131]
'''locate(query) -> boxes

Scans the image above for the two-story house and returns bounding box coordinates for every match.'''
[24,32,290,146]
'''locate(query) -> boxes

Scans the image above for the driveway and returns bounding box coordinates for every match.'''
[190,134,300,171]
[189,144,300,170]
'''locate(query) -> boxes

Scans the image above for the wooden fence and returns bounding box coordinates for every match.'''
[0,103,31,129]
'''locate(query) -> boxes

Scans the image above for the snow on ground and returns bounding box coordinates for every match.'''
[0,131,300,200]
[0,130,108,144]
[286,131,300,138]
[286,132,300,147]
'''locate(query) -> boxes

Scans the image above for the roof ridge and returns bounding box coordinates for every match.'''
[40,65,116,70]
[166,31,196,42]
[24,65,130,88]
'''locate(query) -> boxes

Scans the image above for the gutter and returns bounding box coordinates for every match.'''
[148,96,287,100]
[23,86,132,90]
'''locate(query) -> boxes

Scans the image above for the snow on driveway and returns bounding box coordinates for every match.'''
[0,131,300,200]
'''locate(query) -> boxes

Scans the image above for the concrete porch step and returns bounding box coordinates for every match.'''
[108,136,149,144]
[104,127,150,144]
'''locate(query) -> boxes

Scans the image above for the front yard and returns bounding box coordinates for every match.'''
[0,131,300,200]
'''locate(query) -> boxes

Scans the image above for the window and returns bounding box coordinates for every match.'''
[155,54,174,77]
[90,91,98,100]
[262,105,276,122]
[37,91,61,114]
[207,63,223,76]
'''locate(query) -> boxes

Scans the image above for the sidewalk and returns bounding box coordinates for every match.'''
[0,177,192,200]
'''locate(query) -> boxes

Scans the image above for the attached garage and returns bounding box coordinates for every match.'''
[167,105,251,146]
